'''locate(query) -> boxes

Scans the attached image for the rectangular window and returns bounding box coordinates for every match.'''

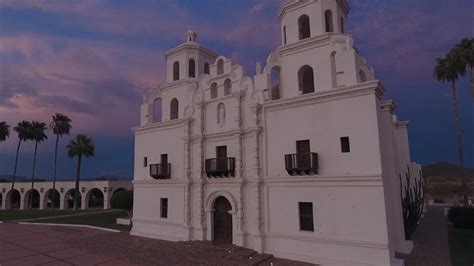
[160,198,168,218]
[299,202,314,232]
[144,157,148,167]
[340,137,350,153]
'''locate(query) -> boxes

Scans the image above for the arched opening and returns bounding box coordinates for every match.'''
[340,17,345,33]
[153,98,162,123]
[170,98,179,120]
[298,15,311,40]
[224,79,232,96]
[210,83,218,99]
[204,63,210,74]
[270,67,281,100]
[112,188,126,195]
[298,65,315,94]
[173,61,180,81]
[87,188,104,209]
[217,59,224,75]
[330,52,337,88]
[325,10,334,33]
[213,196,232,244]
[0,192,2,209]
[6,189,20,209]
[359,70,367,82]
[24,189,40,209]
[44,189,60,209]
[189,59,196,78]
[64,189,82,209]
[283,26,287,45]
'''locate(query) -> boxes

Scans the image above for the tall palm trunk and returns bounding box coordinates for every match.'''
[73,155,82,211]
[10,139,22,209]
[52,134,59,209]
[29,142,39,210]
[450,80,468,202]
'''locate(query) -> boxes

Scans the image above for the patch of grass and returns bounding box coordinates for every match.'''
[0,209,98,221]
[448,230,474,266]
[39,209,130,231]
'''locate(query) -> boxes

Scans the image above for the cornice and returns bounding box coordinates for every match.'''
[165,43,218,59]
[277,34,333,56]
[132,119,185,134]
[158,78,194,92]
[380,100,397,113]
[262,80,384,112]
[133,179,188,186]
[278,0,315,21]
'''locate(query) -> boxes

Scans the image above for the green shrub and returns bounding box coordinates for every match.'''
[448,206,474,230]
[110,190,133,212]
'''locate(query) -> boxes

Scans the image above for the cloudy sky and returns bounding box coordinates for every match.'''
[0,0,472,180]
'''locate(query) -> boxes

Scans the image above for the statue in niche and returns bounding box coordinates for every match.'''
[217,103,225,127]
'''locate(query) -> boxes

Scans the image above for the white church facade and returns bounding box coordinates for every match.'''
[131,1,422,265]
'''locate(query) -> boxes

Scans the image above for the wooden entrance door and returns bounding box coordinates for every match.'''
[213,196,232,244]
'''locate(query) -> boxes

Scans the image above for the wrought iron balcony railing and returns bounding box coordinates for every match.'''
[205,157,236,178]
[284,153,318,176]
[150,163,171,179]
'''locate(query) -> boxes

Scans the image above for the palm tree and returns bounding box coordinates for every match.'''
[67,135,95,210]
[455,38,474,96]
[50,113,72,209]
[28,121,48,209]
[10,121,32,206]
[434,51,468,203]
[0,122,9,142]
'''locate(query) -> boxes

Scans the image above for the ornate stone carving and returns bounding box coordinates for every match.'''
[217,103,225,127]
[240,77,253,92]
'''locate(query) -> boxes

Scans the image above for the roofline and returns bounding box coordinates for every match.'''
[165,43,218,59]
[278,0,351,20]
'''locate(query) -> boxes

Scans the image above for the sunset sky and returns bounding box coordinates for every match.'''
[0,0,472,180]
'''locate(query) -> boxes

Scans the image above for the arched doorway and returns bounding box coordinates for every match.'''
[6,189,21,209]
[24,189,40,209]
[213,196,233,244]
[87,188,104,209]
[64,189,81,209]
[44,189,60,209]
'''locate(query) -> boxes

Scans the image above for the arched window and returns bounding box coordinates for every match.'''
[340,17,345,33]
[217,59,224,75]
[298,15,311,40]
[283,26,287,45]
[271,67,281,100]
[224,79,232,96]
[170,98,179,120]
[359,70,367,83]
[204,63,210,74]
[330,52,337,88]
[189,59,196,78]
[153,98,162,123]
[325,10,334,33]
[298,65,315,94]
[173,61,180,81]
[210,83,218,99]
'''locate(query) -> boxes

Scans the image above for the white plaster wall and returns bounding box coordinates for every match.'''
[134,123,185,181]
[263,92,382,176]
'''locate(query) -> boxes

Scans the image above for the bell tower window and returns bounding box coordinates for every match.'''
[204,63,210,74]
[170,98,179,120]
[298,65,315,94]
[217,59,224,75]
[189,59,196,78]
[173,61,180,81]
[325,10,334,33]
[298,15,310,40]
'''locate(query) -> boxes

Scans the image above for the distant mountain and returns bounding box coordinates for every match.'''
[422,162,474,178]
[0,175,29,182]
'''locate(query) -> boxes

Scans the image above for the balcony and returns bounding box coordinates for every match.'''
[284,153,318,176]
[150,163,171,179]
[205,157,236,178]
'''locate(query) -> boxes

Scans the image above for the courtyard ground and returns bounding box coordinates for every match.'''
[396,205,452,266]
[0,223,310,265]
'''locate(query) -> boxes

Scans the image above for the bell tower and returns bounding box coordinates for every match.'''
[279,0,350,46]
